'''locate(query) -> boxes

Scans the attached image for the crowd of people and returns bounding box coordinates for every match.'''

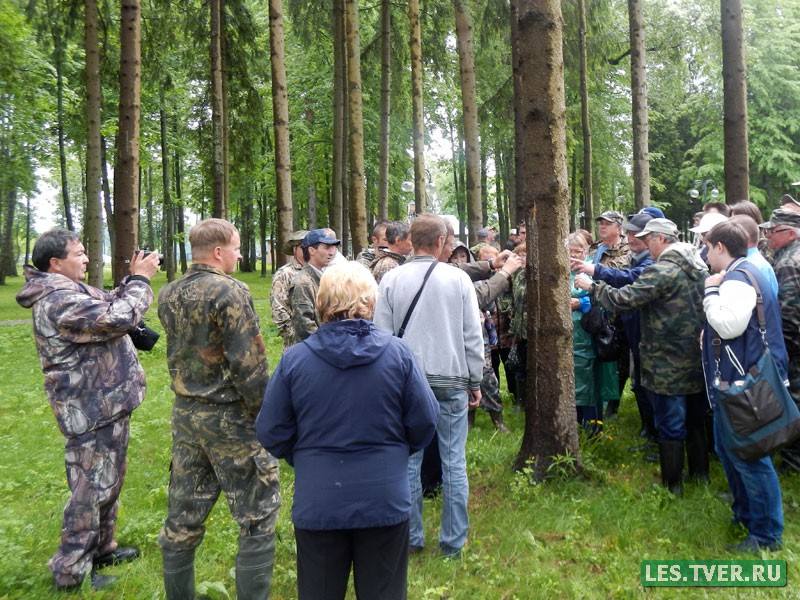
[16,193,800,597]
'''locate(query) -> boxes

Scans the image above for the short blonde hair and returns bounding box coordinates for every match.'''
[189,218,238,256]
[477,245,498,261]
[317,261,378,324]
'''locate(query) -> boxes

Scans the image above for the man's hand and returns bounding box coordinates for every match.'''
[468,389,481,409]
[705,270,726,288]
[570,258,595,276]
[490,250,513,269]
[573,273,593,291]
[130,250,160,279]
[570,297,581,311]
[500,252,523,276]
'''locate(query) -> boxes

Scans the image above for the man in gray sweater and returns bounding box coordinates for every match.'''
[374,214,484,559]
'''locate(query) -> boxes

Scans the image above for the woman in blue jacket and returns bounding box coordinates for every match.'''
[257,261,439,600]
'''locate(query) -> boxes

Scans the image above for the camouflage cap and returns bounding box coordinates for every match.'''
[760,208,800,229]
[635,218,679,238]
[781,194,800,208]
[281,230,309,255]
[595,210,624,225]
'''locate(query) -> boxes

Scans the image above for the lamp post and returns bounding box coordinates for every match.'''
[689,179,719,205]
[401,168,435,217]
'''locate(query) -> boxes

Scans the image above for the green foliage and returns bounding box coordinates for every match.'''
[2,271,800,597]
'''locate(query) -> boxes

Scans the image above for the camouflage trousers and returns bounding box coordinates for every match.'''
[50,416,130,587]
[158,397,281,552]
[479,346,503,414]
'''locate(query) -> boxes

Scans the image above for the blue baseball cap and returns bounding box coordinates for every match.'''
[302,229,341,249]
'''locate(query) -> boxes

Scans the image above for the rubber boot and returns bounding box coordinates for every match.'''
[467,409,476,430]
[236,534,275,600]
[490,411,511,434]
[162,548,195,600]
[604,400,620,421]
[686,427,710,482]
[659,440,684,496]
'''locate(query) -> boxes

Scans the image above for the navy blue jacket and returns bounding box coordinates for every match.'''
[256,318,439,530]
[702,259,789,407]
[592,249,653,356]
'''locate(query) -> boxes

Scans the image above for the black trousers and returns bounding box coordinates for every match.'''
[295,520,409,600]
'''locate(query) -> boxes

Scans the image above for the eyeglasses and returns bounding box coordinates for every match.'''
[765,227,794,236]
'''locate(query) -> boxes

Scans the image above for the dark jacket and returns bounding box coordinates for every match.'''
[702,259,789,407]
[593,249,653,356]
[256,318,439,530]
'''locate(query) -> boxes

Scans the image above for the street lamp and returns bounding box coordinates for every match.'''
[401,168,435,197]
[689,179,719,204]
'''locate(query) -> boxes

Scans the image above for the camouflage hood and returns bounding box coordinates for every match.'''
[303,318,391,369]
[659,242,708,281]
[16,265,75,308]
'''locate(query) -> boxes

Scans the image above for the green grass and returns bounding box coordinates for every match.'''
[1,270,799,598]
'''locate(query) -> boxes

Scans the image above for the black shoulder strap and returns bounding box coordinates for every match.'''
[397,261,437,338]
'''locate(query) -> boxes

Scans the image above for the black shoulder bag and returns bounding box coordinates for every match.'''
[397,261,437,338]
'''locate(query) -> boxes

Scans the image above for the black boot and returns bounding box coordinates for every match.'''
[236,534,275,600]
[490,411,511,433]
[659,440,684,496]
[604,400,620,421]
[467,409,476,430]
[686,427,710,482]
[162,548,195,600]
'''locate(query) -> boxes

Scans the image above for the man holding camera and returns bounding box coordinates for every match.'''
[17,228,160,592]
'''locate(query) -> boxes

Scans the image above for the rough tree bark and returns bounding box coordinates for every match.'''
[270,0,293,268]
[408,0,426,214]
[453,0,482,245]
[629,0,650,210]
[210,0,226,218]
[112,0,141,285]
[331,0,346,235]
[514,0,581,480]
[721,0,749,202]
[84,0,104,287]
[377,0,392,220]
[578,0,593,230]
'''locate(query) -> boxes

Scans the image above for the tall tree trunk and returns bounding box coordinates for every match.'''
[496,142,506,240]
[509,0,523,226]
[578,0,593,230]
[345,0,368,255]
[1,188,17,281]
[85,0,104,287]
[721,0,749,202]
[112,0,142,285]
[377,0,392,220]
[101,135,115,251]
[270,0,293,267]
[210,0,226,218]
[174,139,187,273]
[56,57,74,231]
[408,0,426,214]
[453,0,482,244]
[160,105,177,281]
[331,0,346,236]
[629,0,650,210]
[514,0,580,480]
[145,166,153,248]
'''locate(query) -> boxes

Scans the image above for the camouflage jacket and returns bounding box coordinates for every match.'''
[290,264,322,343]
[509,269,528,340]
[592,243,708,395]
[773,238,800,391]
[370,249,406,284]
[158,263,269,417]
[270,257,303,347]
[16,266,153,438]
[590,237,629,269]
[356,247,377,268]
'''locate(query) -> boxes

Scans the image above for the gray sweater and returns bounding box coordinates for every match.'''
[374,255,484,390]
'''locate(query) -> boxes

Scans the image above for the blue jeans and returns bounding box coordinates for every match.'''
[407,387,469,553]
[714,406,783,545]
[649,392,688,440]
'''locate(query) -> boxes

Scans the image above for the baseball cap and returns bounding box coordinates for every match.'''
[595,210,624,225]
[781,194,800,208]
[760,208,800,229]
[281,230,309,255]
[302,229,341,249]
[689,212,728,234]
[622,213,653,233]
[635,218,679,238]
[638,206,665,219]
